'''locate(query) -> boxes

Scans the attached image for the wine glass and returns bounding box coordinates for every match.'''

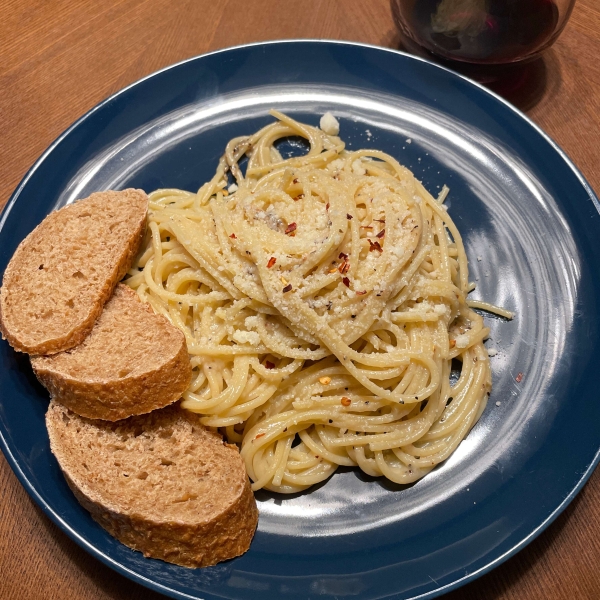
[391,0,576,78]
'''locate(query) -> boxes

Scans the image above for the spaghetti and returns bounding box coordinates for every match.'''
[126,111,506,493]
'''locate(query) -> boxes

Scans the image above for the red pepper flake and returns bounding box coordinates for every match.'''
[341,397,351,407]
[229,233,237,239]
[267,257,276,268]
[356,290,367,295]
[369,239,383,252]
[374,219,385,223]
[342,277,350,287]
[326,202,330,211]
[285,222,297,235]
[283,284,293,293]
[255,433,265,439]
[516,372,523,383]
[293,194,304,201]
[338,258,350,274]
[293,178,299,184]
[338,252,348,260]
[347,214,353,220]
[265,361,275,369]
[376,229,385,239]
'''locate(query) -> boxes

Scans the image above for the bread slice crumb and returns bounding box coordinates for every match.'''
[0,189,147,355]
[46,401,258,568]
[32,284,191,421]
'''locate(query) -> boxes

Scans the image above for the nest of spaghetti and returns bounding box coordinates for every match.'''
[126,111,504,493]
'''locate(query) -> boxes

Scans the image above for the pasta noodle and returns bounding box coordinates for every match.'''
[126,111,506,493]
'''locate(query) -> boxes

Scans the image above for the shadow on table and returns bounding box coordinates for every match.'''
[384,26,563,113]
[31,498,168,600]
[442,483,590,600]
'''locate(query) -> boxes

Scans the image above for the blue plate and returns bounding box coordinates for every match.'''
[1,41,600,600]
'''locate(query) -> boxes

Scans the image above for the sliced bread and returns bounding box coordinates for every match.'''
[0,189,148,355]
[46,401,258,568]
[32,284,191,421]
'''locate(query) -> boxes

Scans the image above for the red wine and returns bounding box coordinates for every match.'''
[395,0,560,65]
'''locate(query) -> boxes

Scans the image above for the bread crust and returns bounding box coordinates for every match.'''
[67,469,258,567]
[0,189,147,355]
[46,402,258,568]
[32,285,192,421]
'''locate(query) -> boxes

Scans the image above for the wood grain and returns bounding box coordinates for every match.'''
[1,1,599,598]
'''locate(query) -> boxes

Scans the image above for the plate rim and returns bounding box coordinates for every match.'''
[1,39,600,600]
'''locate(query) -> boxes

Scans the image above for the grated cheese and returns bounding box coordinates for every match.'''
[352,159,366,176]
[244,316,260,329]
[433,304,447,315]
[232,330,260,345]
[454,334,470,348]
[328,158,344,171]
[320,112,340,136]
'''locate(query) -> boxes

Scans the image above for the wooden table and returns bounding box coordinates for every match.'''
[1,1,599,598]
